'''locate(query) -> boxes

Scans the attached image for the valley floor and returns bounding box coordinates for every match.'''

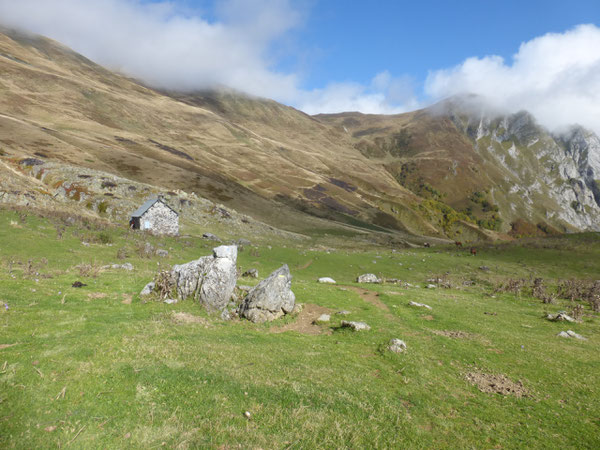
[0,207,599,448]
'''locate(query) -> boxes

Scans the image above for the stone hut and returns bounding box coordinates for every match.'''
[130,197,179,235]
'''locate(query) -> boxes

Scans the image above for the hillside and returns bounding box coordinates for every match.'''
[1,28,599,240]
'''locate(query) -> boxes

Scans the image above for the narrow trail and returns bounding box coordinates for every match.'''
[272,304,332,335]
[296,259,314,270]
[340,285,390,312]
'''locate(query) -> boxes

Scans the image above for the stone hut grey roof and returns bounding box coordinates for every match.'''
[131,197,178,218]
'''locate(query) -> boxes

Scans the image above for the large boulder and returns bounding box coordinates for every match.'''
[239,265,295,323]
[357,273,381,283]
[169,245,237,312]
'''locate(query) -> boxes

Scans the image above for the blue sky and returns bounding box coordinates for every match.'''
[1,0,600,131]
[295,0,600,88]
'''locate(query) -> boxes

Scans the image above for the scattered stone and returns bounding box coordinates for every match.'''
[236,238,252,247]
[82,242,90,247]
[425,284,437,289]
[356,273,381,283]
[111,263,133,271]
[291,303,303,314]
[163,298,177,304]
[156,249,169,258]
[202,232,221,242]
[318,277,336,284]
[479,266,490,272]
[143,242,155,257]
[341,321,371,331]
[547,312,576,322]
[409,301,432,310]
[71,281,86,288]
[220,309,231,321]
[557,330,587,340]
[242,268,259,278]
[336,310,351,315]
[140,281,155,296]
[388,338,407,353]
[239,265,296,323]
[244,411,251,419]
[314,314,330,323]
[384,278,401,284]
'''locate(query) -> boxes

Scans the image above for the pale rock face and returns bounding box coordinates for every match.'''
[167,245,238,312]
[356,273,381,283]
[239,265,295,323]
[460,107,600,231]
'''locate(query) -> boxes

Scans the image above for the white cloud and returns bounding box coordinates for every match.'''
[0,0,301,100]
[298,71,419,115]
[0,0,417,115]
[425,24,600,134]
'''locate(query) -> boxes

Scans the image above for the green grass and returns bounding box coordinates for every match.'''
[1,208,599,448]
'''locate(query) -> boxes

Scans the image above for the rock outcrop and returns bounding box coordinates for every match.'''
[239,265,295,323]
[357,273,381,283]
[169,245,237,312]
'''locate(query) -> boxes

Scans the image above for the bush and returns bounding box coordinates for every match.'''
[97,232,113,244]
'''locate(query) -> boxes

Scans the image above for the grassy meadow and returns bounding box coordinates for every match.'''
[1,207,599,448]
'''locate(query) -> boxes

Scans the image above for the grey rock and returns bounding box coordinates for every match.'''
[242,268,259,278]
[203,232,222,242]
[318,277,336,284]
[341,321,371,331]
[163,298,177,304]
[336,310,351,315]
[156,249,169,258]
[239,265,295,323]
[547,312,576,322]
[567,330,586,340]
[314,314,330,323]
[479,266,490,272]
[558,330,587,340]
[168,245,237,312]
[111,263,133,271]
[388,338,407,353]
[357,273,381,283]
[426,284,437,289]
[143,242,154,256]
[213,245,237,260]
[409,301,432,310]
[140,281,155,296]
[236,238,252,247]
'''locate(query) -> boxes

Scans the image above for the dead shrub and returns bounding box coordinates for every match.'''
[571,304,585,321]
[154,270,173,299]
[495,278,526,296]
[427,275,452,289]
[136,241,154,259]
[75,262,101,278]
[116,247,129,260]
[531,278,555,304]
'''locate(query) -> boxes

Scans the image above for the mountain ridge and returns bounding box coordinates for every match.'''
[0,27,599,239]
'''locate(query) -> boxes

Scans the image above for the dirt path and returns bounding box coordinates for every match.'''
[296,259,314,270]
[341,285,389,311]
[272,304,332,335]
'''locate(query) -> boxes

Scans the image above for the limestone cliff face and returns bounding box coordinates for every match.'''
[449,105,600,231]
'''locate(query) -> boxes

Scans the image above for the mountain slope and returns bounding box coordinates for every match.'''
[1,28,599,239]
[317,97,600,234]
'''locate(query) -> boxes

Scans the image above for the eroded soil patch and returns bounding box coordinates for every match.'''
[272,304,332,335]
[342,286,389,311]
[466,371,529,398]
